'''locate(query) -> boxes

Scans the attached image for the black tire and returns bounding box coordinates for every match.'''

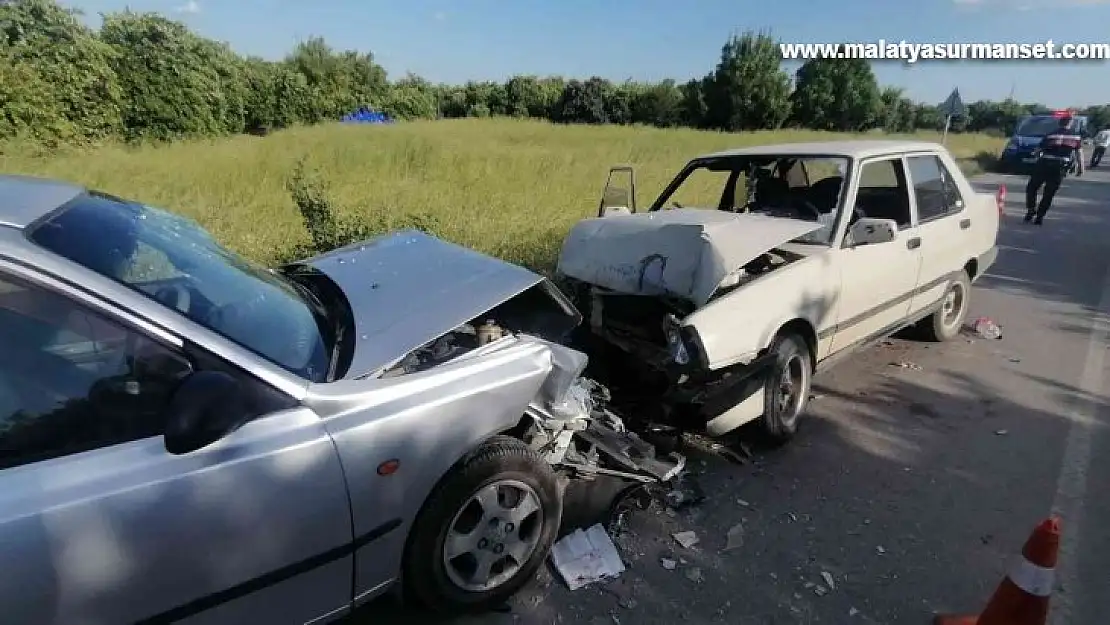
[403,435,563,613]
[921,270,971,342]
[759,333,812,446]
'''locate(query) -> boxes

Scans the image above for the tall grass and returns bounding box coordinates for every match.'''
[0,118,1004,271]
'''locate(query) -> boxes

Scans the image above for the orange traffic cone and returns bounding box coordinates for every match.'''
[934,516,1060,625]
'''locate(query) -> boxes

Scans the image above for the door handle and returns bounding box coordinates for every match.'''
[907,237,921,250]
[959,218,971,230]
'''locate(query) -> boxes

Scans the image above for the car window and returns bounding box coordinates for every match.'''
[854,158,912,228]
[0,272,193,470]
[665,168,735,210]
[907,155,964,223]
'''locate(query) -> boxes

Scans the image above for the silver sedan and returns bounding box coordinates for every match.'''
[0,174,682,624]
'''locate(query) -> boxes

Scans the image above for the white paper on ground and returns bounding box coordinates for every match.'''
[549,523,626,590]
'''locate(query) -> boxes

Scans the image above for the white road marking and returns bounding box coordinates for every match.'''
[1047,259,1110,625]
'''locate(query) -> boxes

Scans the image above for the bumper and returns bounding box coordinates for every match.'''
[1000,149,1039,169]
[974,246,998,283]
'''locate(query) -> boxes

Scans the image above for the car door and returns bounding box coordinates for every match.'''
[827,155,922,354]
[0,264,354,625]
[903,153,969,318]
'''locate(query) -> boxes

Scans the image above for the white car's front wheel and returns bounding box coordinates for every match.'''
[759,333,812,445]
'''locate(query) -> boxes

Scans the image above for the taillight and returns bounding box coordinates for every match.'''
[996,184,1006,218]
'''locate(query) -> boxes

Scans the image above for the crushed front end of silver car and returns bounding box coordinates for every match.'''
[289,229,685,484]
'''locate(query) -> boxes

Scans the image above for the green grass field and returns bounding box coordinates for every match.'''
[0,119,1004,272]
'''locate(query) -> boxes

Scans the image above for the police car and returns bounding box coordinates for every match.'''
[1000,109,1088,173]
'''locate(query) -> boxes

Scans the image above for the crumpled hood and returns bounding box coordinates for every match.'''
[556,209,822,307]
[300,230,550,379]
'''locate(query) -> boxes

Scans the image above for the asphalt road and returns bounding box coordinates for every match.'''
[360,166,1110,625]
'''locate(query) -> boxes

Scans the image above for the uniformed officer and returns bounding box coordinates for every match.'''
[1025,116,1084,225]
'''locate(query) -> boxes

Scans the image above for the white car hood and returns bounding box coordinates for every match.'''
[556,209,822,307]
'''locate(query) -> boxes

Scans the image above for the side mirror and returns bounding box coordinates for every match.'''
[163,370,247,455]
[597,165,637,218]
[848,217,898,247]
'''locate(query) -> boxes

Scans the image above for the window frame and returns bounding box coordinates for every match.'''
[0,263,198,470]
[839,155,914,249]
[905,153,966,226]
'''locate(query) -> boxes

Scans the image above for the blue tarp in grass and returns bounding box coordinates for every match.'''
[341,107,394,124]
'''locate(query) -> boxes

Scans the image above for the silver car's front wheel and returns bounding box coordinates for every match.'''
[442,480,545,592]
[404,436,562,613]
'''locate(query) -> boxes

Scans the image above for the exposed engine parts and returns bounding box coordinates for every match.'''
[382,321,504,376]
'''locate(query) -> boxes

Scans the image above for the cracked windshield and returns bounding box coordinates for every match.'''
[2,0,1108,624]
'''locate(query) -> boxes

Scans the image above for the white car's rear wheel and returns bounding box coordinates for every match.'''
[922,271,971,342]
[403,436,562,613]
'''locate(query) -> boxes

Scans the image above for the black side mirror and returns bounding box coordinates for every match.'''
[163,370,247,455]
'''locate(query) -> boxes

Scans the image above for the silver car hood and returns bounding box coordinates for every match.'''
[556,209,822,307]
[300,230,551,380]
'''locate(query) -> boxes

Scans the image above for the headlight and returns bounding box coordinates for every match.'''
[663,315,690,365]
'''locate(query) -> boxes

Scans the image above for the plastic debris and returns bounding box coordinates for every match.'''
[890,361,923,371]
[995,429,1009,436]
[550,524,626,590]
[814,585,829,597]
[876,545,886,555]
[821,571,836,590]
[673,531,700,549]
[723,523,745,552]
[971,316,1003,340]
[660,557,677,570]
[850,607,860,616]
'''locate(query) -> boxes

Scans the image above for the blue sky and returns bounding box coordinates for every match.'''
[66,0,1110,106]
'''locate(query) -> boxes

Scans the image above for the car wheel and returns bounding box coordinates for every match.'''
[759,333,812,445]
[922,271,971,342]
[403,435,562,613]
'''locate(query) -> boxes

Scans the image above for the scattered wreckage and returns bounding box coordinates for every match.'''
[556,140,1001,445]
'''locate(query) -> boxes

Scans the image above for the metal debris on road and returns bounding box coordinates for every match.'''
[673,530,700,549]
[737,498,750,507]
[995,429,1008,435]
[970,316,1003,340]
[709,442,750,465]
[875,545,886,555]
[660,557,677,570]
[723,523,745,552]
[890,361,923,371]
[820,571,836,590]
[661,474,706,511]
[549,524,626,591]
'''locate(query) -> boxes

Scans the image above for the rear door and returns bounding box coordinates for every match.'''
[0,264,354,625]
[903,153,970,319]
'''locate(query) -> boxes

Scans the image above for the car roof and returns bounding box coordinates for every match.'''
[696,139,946,161]
[0,173,86,229]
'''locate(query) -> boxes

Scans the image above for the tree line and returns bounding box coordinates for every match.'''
[2,0,1108,146]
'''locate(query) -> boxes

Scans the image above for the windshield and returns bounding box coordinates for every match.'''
[1017,116,1072,137]
[652,154,850,245]
[28,193,334,382]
